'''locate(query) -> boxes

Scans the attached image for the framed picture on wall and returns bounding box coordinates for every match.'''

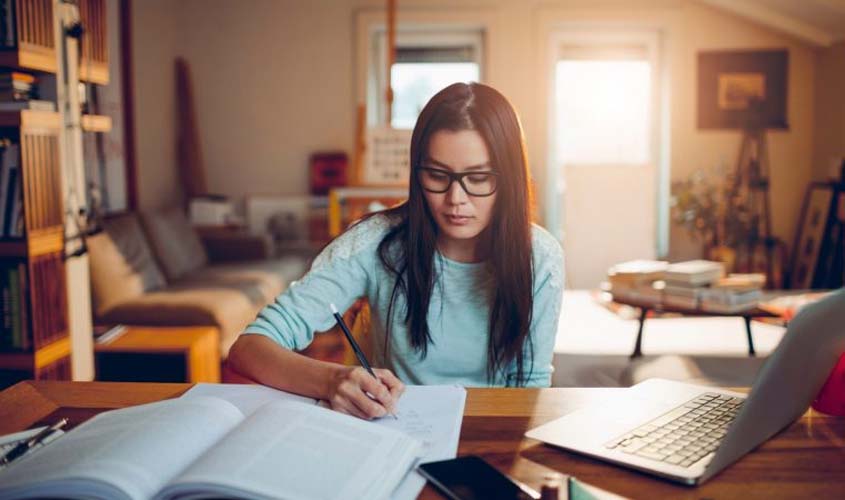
[697,49,788,129]
[790,183,834,289]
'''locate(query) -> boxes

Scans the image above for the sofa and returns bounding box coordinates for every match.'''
[86,207,310,358]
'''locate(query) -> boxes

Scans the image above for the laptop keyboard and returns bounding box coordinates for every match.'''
[604,392,744,468]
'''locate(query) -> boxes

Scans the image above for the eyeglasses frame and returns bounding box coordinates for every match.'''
[415,167,500,197]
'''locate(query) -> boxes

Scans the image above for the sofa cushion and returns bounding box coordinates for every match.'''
[98,287,261,357]
[87,214,167,318]
[141,206,208,280]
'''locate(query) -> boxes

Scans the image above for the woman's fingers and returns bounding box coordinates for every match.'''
[375,369,405,400]
[327,367,405,420]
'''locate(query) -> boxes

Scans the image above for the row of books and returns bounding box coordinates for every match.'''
[0,71,55,111]
[0,143,23,238]
[607,259,765,313]
[1,255,67,353]
[0,0,13,48]
[0,261,31,351]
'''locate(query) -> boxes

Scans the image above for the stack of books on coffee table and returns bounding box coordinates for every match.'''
[607,259,765,313]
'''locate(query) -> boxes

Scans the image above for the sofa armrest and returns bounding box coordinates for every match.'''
[196,227,273,262]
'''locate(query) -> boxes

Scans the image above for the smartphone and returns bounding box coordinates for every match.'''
[417,455,540,500]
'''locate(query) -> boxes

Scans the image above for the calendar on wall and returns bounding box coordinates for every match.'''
[361,127,412,186]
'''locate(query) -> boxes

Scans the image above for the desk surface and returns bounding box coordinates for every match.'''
[1,381,843,499]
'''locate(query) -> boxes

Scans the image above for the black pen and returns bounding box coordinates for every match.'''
[0,418,68,466]
[330,303,398,419]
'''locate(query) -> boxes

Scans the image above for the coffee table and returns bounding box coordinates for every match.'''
[610,296,779,359]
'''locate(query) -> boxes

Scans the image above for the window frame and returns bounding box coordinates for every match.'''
[370,29,484,128]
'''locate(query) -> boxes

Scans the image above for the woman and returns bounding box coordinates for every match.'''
[227,82,564,420]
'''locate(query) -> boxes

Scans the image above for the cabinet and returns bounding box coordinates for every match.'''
[0,0,109,388]
[0,110,69,388]
[77,0,108,84]
[0,0,58,74]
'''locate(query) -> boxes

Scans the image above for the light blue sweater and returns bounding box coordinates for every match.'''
[243,214,564,387]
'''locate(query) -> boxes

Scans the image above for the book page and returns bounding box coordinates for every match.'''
[0,396,243,500]
[157,400,422,500]
[180,382,317,415]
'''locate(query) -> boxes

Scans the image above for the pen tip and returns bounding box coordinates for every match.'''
[330,303,338,314]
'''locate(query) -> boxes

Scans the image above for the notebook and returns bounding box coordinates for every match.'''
[0,395,422,500]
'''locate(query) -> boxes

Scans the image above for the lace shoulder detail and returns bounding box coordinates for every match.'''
[311,214,397,269]
[531,224,564,291]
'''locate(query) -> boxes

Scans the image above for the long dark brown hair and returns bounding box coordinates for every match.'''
[375,82,535,386]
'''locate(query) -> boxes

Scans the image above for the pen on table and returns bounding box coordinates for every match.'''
[0,418,68,466]
[330,303,398,419]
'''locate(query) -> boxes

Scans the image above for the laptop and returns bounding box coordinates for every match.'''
[526,288,845,485]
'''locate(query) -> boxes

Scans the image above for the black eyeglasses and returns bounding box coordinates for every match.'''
[416,167,499,197]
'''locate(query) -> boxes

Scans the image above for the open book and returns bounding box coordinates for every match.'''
[0,396,421,500]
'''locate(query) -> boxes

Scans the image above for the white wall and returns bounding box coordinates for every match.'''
[133,0,819,282]
[132,0,182,210]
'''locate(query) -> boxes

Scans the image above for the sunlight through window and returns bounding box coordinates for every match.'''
[391,62,479,129]
[555,60,651,165]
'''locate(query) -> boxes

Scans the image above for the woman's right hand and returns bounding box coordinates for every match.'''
[326,366,404,420]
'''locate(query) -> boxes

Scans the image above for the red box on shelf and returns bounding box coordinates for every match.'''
[310,152,348,195]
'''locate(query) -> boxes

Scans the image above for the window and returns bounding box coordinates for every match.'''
[554,47,652,165]
[370,30,483,129]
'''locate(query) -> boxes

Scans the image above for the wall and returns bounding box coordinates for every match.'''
[665,2,817,263]
[133,0,818,283]
[132,0,182,210]
[813,42,845,182]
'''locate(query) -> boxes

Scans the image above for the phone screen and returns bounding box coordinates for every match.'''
[417,456,539,500]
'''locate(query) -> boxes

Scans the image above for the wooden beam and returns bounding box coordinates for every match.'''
[120,0,138,210]
[700,0,836,47]
[385,0,396,125]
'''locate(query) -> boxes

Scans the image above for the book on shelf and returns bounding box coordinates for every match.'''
[0,263,28,351]
[0,395,422,500]
[663,260,725,286]
[0,72,35,85]
[0,99,54,112]
[1,165,18,237]
[0,1,12,48]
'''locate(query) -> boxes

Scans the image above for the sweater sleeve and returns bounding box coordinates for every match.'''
[511,228,565,388]
[241,216,391,350]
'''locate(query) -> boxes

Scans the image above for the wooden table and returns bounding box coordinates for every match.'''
[611,296,780,359]
[1,381,843,499]
[94,326,220,383]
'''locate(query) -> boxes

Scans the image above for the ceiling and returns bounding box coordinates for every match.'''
[700,0,845,46]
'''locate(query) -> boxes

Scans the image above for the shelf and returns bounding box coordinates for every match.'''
[79,63,109,85]
[0,110,61,130]
[0,226,63,257]
[81,114,112,133]
[0,335,70,371]
[0,44,58,75]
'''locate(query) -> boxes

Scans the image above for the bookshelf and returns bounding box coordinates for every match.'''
[77,0,108,85]
[81,113,111,133]
[0,109,69,388]
[0,0,57,74]
[0,0,109,388]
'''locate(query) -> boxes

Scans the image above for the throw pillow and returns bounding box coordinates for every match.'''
[141,206,209,280]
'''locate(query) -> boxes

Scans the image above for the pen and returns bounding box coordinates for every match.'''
[330,303,398,419]
[0,418,68,466]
